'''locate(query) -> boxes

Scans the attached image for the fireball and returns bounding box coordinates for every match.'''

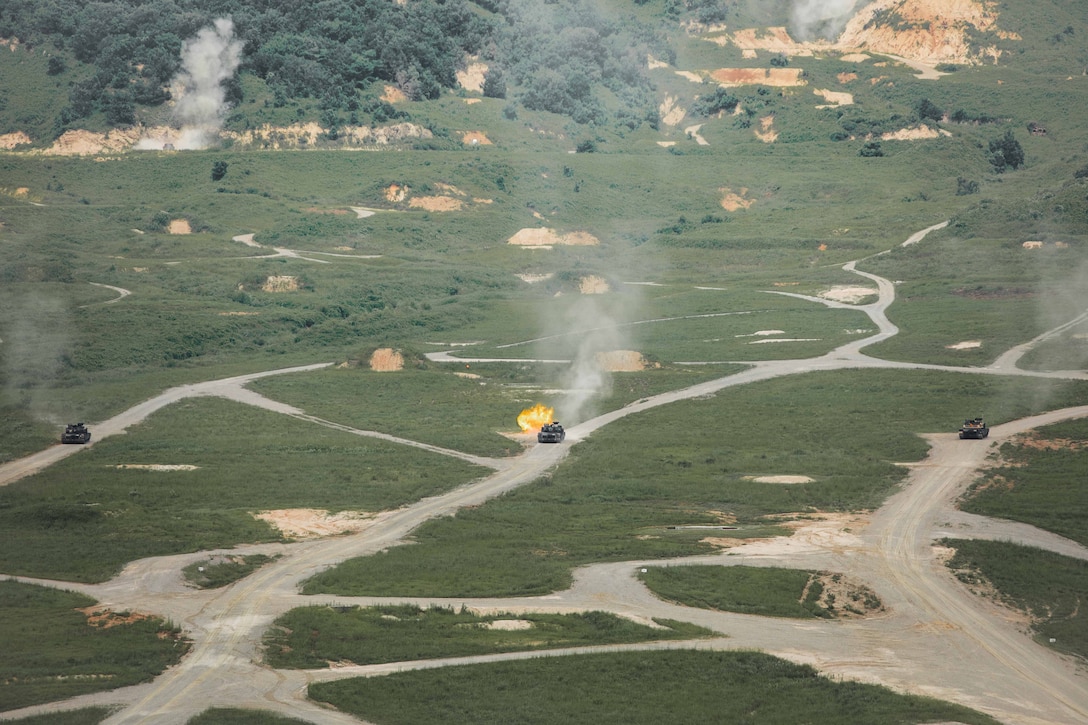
[517,403,554,432]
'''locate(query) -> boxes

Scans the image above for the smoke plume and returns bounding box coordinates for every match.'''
[165,18,243,149]
[789,0,864,41]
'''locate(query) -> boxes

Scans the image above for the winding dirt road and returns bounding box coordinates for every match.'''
[2,222,1087,724]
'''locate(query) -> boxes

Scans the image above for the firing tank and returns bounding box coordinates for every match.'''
[537,422,566,443]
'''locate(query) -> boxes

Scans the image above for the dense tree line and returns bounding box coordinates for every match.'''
[0,0,674,135]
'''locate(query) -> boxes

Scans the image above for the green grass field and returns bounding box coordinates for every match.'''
[264,604,712,668]
[2,0,1088,717]
[0,580,188,712]
[307,650,1000,725]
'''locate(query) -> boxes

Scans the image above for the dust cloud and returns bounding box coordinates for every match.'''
[1,293,71,422]
[539,287,642,426]
[138,18,243,150]
[789,0,864,40]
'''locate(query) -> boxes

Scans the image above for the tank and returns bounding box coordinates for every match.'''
[61,423,91,444]
[958,417,989,439]
[537,422,566,443]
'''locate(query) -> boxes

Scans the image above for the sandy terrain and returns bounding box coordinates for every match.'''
[882,125,952,140]
[0,131,31,149]
[709,68,805,87]
[167,219,191,235]
[507,228,600,247]
[595,350,646,372]
[369,347,404,371]
[456,61,488,93]
[720,187,755,211]
[408,196,463,211]
[254,509,372,539]
[579,275,610,294]
[819,285,878,303]
[461,131,491,145]
[814,88,854,107]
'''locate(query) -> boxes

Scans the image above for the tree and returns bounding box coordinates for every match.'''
[211,161,228,182]
[482,67,506,99]
[859,141,884,157]
[915,97,943,123]
[988,130,1024,172]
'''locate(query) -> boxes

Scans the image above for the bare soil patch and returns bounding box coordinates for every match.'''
[381,85,407,104]
[115,464,200,471]
[261,276,300,293]
[755,115,778,143]
[704,512,869,557]
[370,347,404,371]
[946,340,982,350]
[168,219,192,235]
[409,196,464,211]
[659,95,687,127]
[507,228,600,247]
[253,509,372,539]
[462,131,492,146]
[720,187,755,211]
[0,131,31,149]
[819,286,878,303]
[724,27,813,56]
[881,125,951,141]
[709,68,805,87]
[456,61,488,93]
[596,350,647,371]
[744,475,814,484]
[80,607,152,629]
[837,72,859,83]
[579,275,611,294]
[814,89,854,107]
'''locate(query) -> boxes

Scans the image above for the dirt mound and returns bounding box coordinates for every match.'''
[115,464,200,471]
[814,89,854,107]
[507,228,600,247]
[720,187,755,211]
[370,347,404,371]
[596,350,646,371]
[409,196,464,211]
[709,68,805,87]
[881,125,951,140]
[261,276,299,293]
[0,131,31,149]
[42,128,143,156]
[385,184,408,202]
[254,509,371,539]
[579,275,610,294]
[720,26,815,56]
[946,340,982,350]
[167,219,191,235]
[462,131,492,145]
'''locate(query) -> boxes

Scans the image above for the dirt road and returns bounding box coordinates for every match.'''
[2,222,1087,724]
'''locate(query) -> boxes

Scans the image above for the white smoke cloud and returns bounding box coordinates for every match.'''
[790,0,864,41]
[139,18,243,150]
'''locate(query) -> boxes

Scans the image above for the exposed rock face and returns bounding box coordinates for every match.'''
[837,0,1017,65]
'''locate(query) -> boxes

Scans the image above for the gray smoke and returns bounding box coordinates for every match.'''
[790,0,864,41]
[1,293,71,422]
[170,18,243,149]
[555,297,622,424]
